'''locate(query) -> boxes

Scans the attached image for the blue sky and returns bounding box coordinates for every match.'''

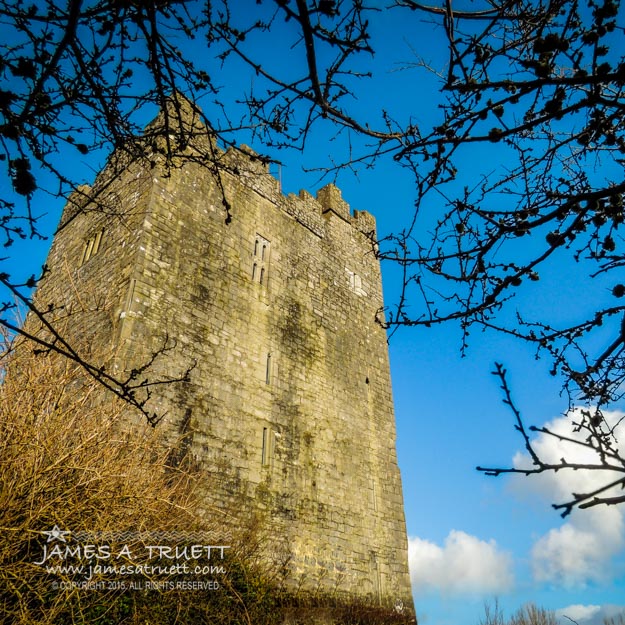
[3,2,625,624]
[281,136,625,625]
[230,8,625,622]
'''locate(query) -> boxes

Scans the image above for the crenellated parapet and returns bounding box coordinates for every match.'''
[222,143,378,241]
[62,93,377,249]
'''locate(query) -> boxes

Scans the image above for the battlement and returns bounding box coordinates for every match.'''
[144,94,378,240]
[62,94,377,245]
[218,146,378,242]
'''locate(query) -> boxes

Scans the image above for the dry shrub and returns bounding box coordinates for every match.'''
[480,600,505,625]
[480,602,557,625]
[509,605,557,625]
[0,338,192,622]
[0,337,415,625]
[0,337,249,624]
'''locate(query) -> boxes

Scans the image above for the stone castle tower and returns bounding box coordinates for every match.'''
[32,96,414,611]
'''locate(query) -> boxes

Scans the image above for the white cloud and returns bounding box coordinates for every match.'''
[531,505,623,586]
[556,604,625,625]
[408,530,514,595]
[511,408,625,587]
[556,604,601,622]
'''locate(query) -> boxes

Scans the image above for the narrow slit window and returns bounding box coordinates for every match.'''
[122,278,136,316]
[82,240,94,265]
[371,479,378,512]
[262,428,268,465]
[265,353,272,385]
[81,229,104,266]
[93,229,103,255]
[252,234,270,284]
[261,427,274,467]
[347,269,366,297]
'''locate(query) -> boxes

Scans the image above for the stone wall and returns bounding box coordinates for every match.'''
[31,98,414,612]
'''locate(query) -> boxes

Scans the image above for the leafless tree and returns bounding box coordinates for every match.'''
[1,0,624,506]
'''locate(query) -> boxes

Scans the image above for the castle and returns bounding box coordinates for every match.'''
[31,95,414,613]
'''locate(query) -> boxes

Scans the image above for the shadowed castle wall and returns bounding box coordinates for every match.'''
[31,101,414,611]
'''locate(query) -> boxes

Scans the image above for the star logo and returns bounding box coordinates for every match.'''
[42,525,70,543]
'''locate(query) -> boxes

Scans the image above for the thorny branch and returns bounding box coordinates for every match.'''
[478,363,625,516]
[0,274,195,427]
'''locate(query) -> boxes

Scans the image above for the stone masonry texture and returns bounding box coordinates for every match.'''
[30,95,414,613]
